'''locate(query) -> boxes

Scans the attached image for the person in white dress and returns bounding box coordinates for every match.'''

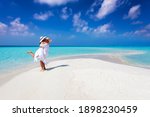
[27,36,52,71]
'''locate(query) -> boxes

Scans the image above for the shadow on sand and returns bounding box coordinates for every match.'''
[46,65,69,71]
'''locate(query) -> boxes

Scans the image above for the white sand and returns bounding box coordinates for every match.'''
[0,58,150,100]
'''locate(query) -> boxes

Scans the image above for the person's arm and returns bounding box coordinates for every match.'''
[46,39,52,44]
[27,51,34,58]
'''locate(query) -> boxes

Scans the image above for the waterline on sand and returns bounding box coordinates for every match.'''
[0,52,148,87]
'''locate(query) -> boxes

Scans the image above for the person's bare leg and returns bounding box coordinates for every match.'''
[43,62,46,70]
[40,61,45,71]
[41,61,46,70]
[27,51,34,58]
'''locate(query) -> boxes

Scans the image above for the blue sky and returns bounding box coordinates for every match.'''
[0,0,150,46]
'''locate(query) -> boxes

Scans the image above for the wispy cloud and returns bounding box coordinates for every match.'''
[0,18,34,36]
[87,0,129,20]
[93,23,112,34]
[124,5,141,20]
[73,13,113,35]
[131,21,143,25]
[96,0,118,19]
[10,18,34,36]
[86,0,102,17]
[134,24,150,37]
[33,11,53,21]
[123,24,150,37]
[73,13,90,33]
[0,22,8,35]
[34,0,77,6]
[60,7,72,20]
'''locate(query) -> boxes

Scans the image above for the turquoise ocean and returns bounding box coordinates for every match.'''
[0,46,150,73]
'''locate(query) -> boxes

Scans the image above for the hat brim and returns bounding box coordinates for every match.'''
[40,36,52,43]
[40,38,45,43]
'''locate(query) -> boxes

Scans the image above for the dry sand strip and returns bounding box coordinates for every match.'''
[0,58,150,100]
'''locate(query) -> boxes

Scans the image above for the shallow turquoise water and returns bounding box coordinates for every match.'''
[123,47,150,67]
[0,46,150,72]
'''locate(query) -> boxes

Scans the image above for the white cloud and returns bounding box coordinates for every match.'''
[33,11,53,21]
[93,23,111,33]
[86,0,102,15]
[124,5,141,20]
[134,24,150,37]
[60,7,72,20]
[73,13,90,33]
[34,0,77,6]
[0,18,34,36]
[96,0,118,19]
[0,22,8,35]
[123,24,150,37]
[73,13,113,35]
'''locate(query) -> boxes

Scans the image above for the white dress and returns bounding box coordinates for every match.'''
[34,45,49,64]
[43,45,49,57]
